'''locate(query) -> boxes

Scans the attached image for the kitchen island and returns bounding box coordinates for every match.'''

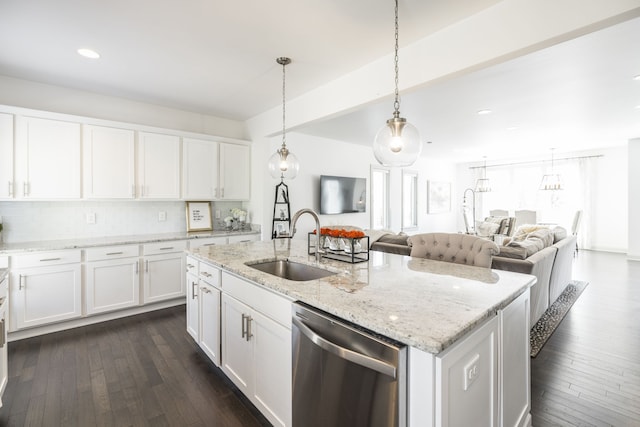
[187,239,535,427]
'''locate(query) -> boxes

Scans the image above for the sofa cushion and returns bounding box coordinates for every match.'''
[507,237,546,257]
[377,233,410,246]
[476,221,501,237]
[496,245,528,260]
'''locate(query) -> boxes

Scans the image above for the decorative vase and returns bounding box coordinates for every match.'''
[328,237,340,251]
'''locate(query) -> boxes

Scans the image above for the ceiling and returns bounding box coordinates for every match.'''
[0,0,639,162]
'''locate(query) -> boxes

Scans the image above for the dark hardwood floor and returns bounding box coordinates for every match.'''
[0,306,269,427]
[531,250,640,426]
[0,249,637,426]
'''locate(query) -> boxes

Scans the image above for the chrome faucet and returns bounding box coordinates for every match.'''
[290,208,324,262]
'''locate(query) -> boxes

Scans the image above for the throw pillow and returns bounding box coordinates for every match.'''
[476,221,500,237]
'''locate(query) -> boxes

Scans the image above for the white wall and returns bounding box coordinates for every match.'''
[629,138,640,260]
[250,133,458,241]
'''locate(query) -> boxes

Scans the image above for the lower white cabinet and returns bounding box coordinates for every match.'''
[9,250,82,330]
[85,245,140,315]
[221,272,291,427]
[142,241,187,304]
[186,258,199,342]
[199,263,221,366]
[0,274,8,407]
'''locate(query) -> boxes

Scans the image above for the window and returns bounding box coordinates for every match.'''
[371,166,390,229]
[402,170,418,229]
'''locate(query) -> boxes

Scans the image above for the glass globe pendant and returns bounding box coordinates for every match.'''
[373,0,422,167]
[268,57,300,180]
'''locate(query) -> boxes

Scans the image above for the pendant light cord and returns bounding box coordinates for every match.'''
[281,60,287,148]
[393,0,400,115]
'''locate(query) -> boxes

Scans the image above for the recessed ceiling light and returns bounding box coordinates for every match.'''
[477,109,492,115]
[77,48,100,59]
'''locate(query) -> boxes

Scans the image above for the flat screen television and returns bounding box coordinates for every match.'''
[319,175,366,215]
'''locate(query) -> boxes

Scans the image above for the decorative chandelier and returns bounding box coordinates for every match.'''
[268,57,300,181]
[372,0,422,167]
[475,157,491,193]
[539,148,563,190]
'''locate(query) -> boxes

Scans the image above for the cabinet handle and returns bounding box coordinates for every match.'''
[39,257,61,262]
[106,252,123,256]
[23,182,29,196]
[0,319,5,348]
[131,185,136,197]
[158,247,174,251]
[203,243,216,247]
[241,313,247,339]
[18,274,24,290]
[191,281,198,299]
[246,315,253,341]
[201,271,212,278]
[7,181,12,197]
[135,261,139,274]
[200,286,211,294]
[214,188,219,198]
[221,188,224,198]
[186,263,195,271]
[145,260,149,273]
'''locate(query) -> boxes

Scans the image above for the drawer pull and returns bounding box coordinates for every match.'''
[192,281,198,299]
[18,274,25,290]
[39,257,61,262]
[106,252,124,256]
[159,247,174,251]
[203,243,216,246]
[201,272,212,278]
[200,287,211,294]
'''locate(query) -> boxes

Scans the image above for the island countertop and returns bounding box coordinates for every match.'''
[189,239,535,354]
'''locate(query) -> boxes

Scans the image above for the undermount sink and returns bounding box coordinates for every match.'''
[246,260,336,282]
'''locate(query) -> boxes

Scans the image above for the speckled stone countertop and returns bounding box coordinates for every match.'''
[189,239,536,354]
[0,229,260,254]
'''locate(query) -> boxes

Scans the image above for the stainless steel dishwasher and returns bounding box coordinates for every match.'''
[292,302,407,427]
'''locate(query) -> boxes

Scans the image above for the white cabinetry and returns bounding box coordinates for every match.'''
[183,138,218,199]
[142,241,187,303]
[198,262,221,365]
[500,289,531,427]
[186,256,199,341]
[9,250,82,330]
[85,245,140,315]
[219,143,250,200]
[221,271,291,427]
[0,273,8,407]
[0,113,13,199]
[83,125,135,198]
[15,117,81,199]
[137,132,181,199]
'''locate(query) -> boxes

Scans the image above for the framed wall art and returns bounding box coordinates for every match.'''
[185,201,213,231]
[427,181,451,214]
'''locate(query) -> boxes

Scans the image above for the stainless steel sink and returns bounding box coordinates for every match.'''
[246,260,336,282]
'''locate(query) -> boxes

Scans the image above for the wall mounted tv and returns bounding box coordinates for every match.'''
[319,175,366,215]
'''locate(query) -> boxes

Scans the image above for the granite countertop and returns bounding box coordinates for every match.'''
[189,239,536,354]
[0,229,260,254]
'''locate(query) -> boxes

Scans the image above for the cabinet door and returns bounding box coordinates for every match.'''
[143,252,185,303]
[252,309,291,427]
[83,125,135,199]
[0,292,7,405]
[85,258,140,315]
[199,282,221,366]
[219,143,250,200]
[10,263,82,330]
[137,132,181,199]
[0,113,13,199]
[436,315,499,427]
[500,289,531,427]
[15,116,81,199]
[186,271,199,341]
[221,293,253,395]
[183,138,218,199]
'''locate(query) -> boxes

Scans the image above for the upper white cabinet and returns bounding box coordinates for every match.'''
[219,143,250,200]
[183,138,219,199]
[15,116,81,199]
[183,139,250,200]
[83,125,135,199]
[137,132,181,199]
[0,113,13,199]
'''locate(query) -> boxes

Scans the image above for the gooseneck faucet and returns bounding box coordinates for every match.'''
[290,208,324,262]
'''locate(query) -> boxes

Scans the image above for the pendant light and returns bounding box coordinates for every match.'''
[268,57,300,180]
[475,157,491,192]
[373,0,422,167]
[539,148,563,190]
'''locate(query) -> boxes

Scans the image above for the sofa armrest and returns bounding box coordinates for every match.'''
[548,235,577,304]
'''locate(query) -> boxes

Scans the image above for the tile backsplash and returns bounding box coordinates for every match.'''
[0,201,247,243]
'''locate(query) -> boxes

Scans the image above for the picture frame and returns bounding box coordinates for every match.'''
[185,201,213,232]
[427,181,451,214]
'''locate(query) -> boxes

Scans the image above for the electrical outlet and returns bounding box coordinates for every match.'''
[215,209,221,219]
[158,211,167,221]
[463,353,480,391]
[86,213,96,224]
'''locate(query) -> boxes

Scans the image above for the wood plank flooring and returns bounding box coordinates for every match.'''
[0,249,637,426]
[531,250,640,426]
[0,306,269,427]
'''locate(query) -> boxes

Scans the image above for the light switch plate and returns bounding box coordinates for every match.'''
[86,212,96,224]
[158,211,167,221]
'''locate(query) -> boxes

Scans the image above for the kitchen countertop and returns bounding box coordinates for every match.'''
[189,239,536,354]
[0,229,260,254]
